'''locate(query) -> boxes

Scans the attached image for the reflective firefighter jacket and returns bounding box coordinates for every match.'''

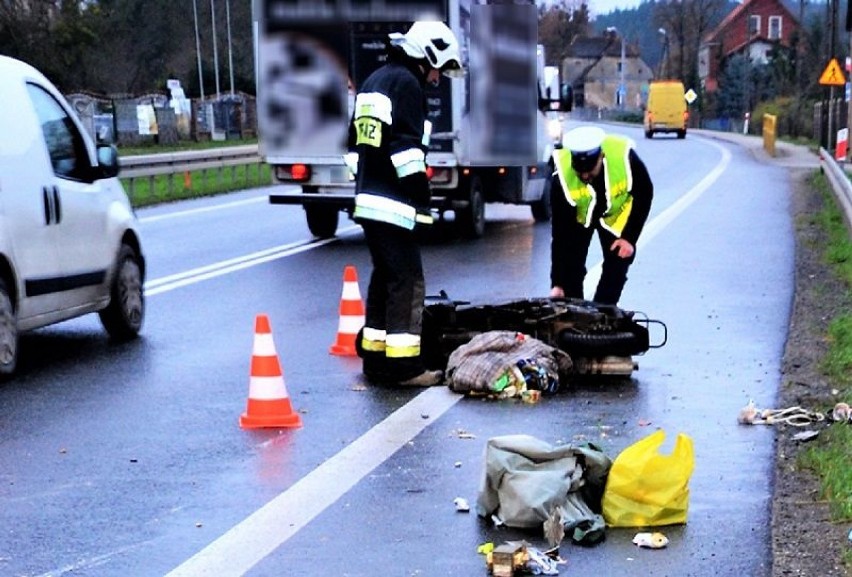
[553,135,634,236]
[348,61,433,230]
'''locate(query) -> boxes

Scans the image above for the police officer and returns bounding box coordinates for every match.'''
[348,21,463,386]
[549,125,654,305]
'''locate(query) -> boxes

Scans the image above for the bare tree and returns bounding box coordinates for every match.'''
[655,0,728,84]
[538,0,592,65]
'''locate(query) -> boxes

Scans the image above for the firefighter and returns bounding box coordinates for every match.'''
[348,21,463,386]
[549,125,654,305]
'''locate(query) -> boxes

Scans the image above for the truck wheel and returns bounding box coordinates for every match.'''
[531,173,552,222]
[99,244,144,341]
[305,205,339,238]
[0,277,18,377]
[677,129,686,139]
[457,175,485,238]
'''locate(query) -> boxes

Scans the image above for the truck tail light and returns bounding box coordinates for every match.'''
[428,167,452,184]
[275,164,311,182]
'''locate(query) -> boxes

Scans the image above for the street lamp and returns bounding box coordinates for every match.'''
[658,28,669,79]
[607,27,626,108]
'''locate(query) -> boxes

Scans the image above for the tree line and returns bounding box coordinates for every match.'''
[1,0,845,134]
[539,0,844,134]
[0,0,255,97]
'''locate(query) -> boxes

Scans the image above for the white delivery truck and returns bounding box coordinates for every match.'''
[253,0,568,239]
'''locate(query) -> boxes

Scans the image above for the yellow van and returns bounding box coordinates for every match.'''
[644,80,688,139]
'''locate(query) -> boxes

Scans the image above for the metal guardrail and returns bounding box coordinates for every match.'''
[119,144,261,178]
[118,144,265,198]
[818,148,852,234]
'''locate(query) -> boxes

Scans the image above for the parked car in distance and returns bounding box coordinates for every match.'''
[0,55,146,377]
[644,80,688,139]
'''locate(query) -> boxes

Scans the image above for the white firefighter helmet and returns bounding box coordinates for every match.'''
[388,21,463,78]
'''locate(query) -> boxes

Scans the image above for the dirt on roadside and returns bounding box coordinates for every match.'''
[771,168,852,577]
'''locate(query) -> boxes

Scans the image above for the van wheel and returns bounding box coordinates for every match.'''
[457,175,485,238]
[99,244,144,341]
[0,278,18,377]
[677,130,686,139]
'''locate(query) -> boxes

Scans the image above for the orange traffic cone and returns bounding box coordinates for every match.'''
[240,314,302,429]
[329,265,365,356]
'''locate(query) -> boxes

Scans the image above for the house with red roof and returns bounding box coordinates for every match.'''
[699,0,800,93]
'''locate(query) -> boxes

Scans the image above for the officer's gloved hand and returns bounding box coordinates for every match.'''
[415,207,434,226]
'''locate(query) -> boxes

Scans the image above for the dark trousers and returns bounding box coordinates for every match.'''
[561,220,635,305]
[360,220,425,381]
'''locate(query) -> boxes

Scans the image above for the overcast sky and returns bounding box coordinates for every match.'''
[586,0,644,15]
[537,0,645,18]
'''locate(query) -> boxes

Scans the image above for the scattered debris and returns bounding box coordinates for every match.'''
[737,400,826,426]
[543,505,565,548]
[632,532,669,549]
[480,541,562,576]
[830,402,851,423]
[790,430,820,442]
[454,497,470,512]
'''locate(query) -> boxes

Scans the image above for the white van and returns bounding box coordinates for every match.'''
[0,55,145,377]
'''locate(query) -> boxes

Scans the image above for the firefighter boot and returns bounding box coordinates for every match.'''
[398,369,444,387]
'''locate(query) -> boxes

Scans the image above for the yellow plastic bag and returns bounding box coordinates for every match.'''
[602,430,695,527]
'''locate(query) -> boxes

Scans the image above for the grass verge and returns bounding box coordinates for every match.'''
[798,173,852,566]
[120,162,272,208]
[118,137,270,208]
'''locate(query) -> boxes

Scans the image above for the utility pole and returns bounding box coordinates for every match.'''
[226,0,234,96]
[619,35,626,108]
[846,0,852,160]
[193,0,204,101]
[211,0,221,100]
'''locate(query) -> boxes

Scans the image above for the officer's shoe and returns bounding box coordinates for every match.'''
[398,370,444,387]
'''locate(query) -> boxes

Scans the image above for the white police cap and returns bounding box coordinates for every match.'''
[563,126,605,173]
[563,126,605,154]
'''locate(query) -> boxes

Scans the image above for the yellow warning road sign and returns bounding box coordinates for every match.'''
[819,58,846,86]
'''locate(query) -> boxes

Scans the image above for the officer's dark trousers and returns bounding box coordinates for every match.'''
[561,220,636,305]
[360,220,425,381]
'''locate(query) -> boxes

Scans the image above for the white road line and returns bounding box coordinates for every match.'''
[584,138,730,296]
[138,195,268,223]
[143,225,362,296]
[167,140,731,575]
[165,387,462,577]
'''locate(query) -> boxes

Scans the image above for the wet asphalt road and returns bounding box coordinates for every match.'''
[0,126,816,576]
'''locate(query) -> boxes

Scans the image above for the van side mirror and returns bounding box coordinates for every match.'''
[96,144,120,179]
